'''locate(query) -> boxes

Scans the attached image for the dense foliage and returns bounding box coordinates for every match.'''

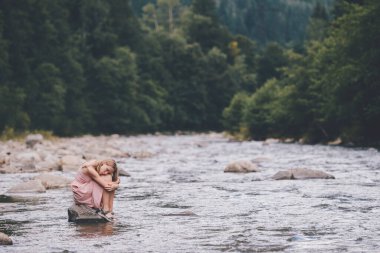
[1,0,379,146]
[223,0,380,145]
[0,0,241,135]
[132,0,335,45]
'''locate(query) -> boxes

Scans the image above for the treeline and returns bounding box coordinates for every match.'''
[0,0,251,135]
[1,0,379,146]
[223,0,380,145]
[131,0,335,46]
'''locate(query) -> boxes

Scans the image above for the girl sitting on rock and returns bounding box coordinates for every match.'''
[71,159,120,221]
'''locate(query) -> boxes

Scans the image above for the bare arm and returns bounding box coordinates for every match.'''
[85,165,111,189]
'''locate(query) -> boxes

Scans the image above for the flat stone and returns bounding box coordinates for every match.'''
[163,210,197,216]
[34,173,72,189]
[224,160,259,173]
[272,168,335,180]
[68,204,107,223]
[0,232,12,245]
[7,179,46,193]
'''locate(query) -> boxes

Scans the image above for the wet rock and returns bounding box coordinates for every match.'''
[224,160,259,173]
[13,151,42,164]
[328,137,342,146]
[283,138,295,143]
[272,168,335,180]
[119,169,131,177]
[7,179,46,193]
[68,204,107,223]
[60,155,85,172]
[25,134,43,148]
[0,155,10,166]
[34,173,72,189]
[252,157,271,163]
[0,232,12,245]
[131,151,154,159]
[163,210,197,216]
[263,138,280,145]
[34,159,61,172]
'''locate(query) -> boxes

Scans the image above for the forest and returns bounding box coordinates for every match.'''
[0,0,379,146]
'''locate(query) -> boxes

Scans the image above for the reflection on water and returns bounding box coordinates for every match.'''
[76,222,115,237]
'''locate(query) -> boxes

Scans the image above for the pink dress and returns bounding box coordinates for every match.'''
[71,171,103,209]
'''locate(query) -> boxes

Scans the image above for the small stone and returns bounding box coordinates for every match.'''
[224,160,259,173]
[163,210,197,216]
[328,137,342,146]
[0,232,12,245]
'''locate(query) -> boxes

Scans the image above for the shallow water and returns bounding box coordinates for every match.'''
[1,134,380,252]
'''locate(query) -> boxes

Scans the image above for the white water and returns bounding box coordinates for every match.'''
[1,134,380,252]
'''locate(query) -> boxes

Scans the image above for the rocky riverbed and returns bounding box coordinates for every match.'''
[0,133,379,252]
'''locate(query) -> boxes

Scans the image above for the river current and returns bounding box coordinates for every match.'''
[1,133,379,252]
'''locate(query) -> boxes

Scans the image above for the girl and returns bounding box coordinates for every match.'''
[71,159,120,220]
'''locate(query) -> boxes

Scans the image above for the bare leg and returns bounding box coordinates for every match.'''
[100,175,114,212]
[109,191,115,212]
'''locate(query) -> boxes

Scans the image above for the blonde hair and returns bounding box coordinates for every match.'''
[95,159,119,182]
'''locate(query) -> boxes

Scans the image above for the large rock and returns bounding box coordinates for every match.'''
[119,169,131,177]
[224,160,260,173]
[272,168,335,180]
[34,173,72,189]
[13,151,42,164]
[25,134,43,148]
[60,155,85,172]
[0,232,12,245]
[68,204,107,223]
[7,179,46,193]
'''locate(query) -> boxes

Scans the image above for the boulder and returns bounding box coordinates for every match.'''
[118,169,131,177]
[13,151,42,164]
[68,204,107,223]
[7,179,46,193]
[224,160,260,173]
[25,134,43,148]
[60,155,85,172]
[34,173,72,189]
[0,232,12,245]
[272,168,335,180]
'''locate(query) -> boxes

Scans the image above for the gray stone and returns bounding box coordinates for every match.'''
[163,210,197,216]
[68,204,107,223]
[7,179,46,193]
[119,169,131,177]
[34,173,72,189]
[0,232,12,245]
[272,168,335,180]
[25,134,43,148]
[224,160,259,173]
[60,155,85,172]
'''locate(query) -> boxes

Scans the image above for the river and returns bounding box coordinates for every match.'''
[1,133,379,252]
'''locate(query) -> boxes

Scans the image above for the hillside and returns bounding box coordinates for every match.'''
[131,0,335,45]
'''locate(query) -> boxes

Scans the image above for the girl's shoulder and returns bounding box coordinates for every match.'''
[81,160,99,168]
